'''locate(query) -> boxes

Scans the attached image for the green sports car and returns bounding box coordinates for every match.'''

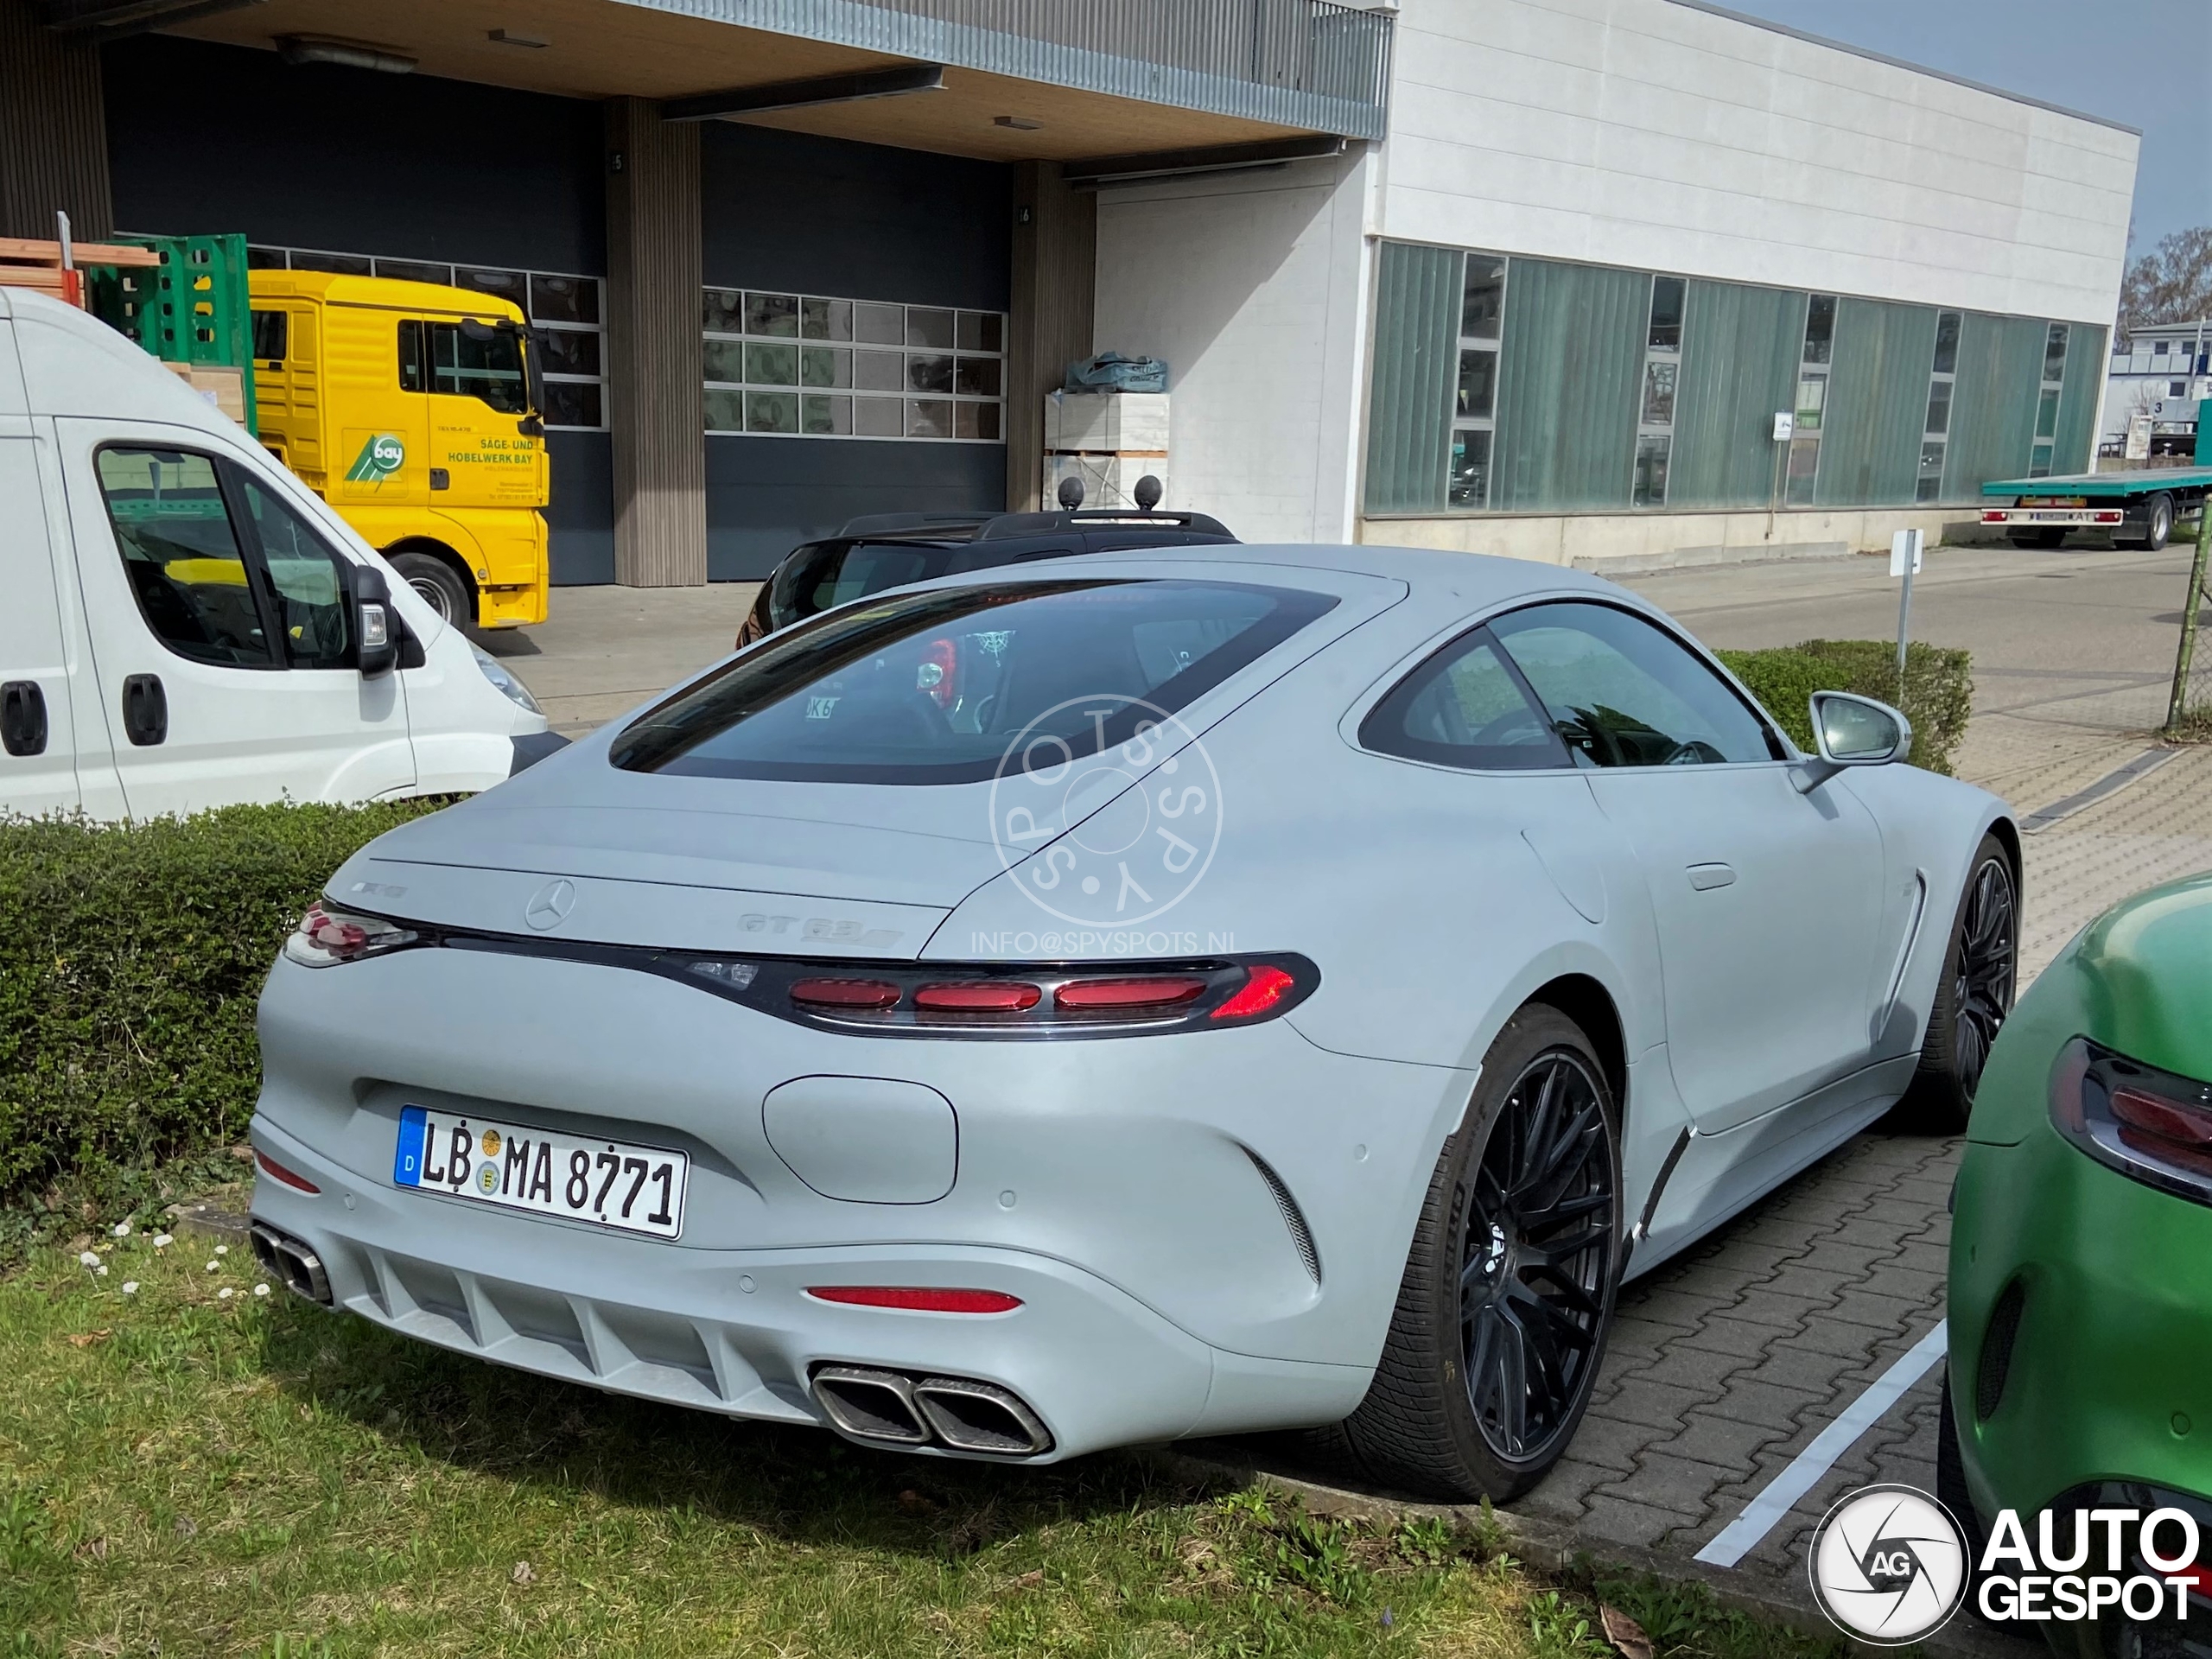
[1945,869,2212,1653]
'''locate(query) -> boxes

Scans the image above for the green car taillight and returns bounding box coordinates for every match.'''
[2050,1036,2212,1205]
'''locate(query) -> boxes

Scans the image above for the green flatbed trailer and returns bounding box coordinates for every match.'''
[1979,465,2212,550]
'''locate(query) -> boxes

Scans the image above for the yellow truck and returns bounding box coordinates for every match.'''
[248,270,550,629]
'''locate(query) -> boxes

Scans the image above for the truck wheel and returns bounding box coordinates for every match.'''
[389,552,474,627]
[2144,493,2175,551]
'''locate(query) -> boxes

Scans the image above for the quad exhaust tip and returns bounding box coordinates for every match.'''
[811,1365,1052,1457]
[249,1220,334,1306]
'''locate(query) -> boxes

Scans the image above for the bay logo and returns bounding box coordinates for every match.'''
[345,433,406,483]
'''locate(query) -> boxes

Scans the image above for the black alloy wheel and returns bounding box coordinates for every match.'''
[1950,854,2018,1098]
[1458,1049,1617,1461]
[1899,834,2018,1133]
[1332,1005,1622,1501]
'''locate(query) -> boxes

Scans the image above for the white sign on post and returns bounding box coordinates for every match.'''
[1890,527,1923,577]
[2126,412,2153,461]
[1772,411,1795,442]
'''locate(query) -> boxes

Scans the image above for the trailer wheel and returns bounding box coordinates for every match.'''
[2120,493,2175,551]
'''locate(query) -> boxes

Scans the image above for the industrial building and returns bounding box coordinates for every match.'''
[2,0,2139,587]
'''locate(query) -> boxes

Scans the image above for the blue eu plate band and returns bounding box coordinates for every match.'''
[394,1105,428,1187]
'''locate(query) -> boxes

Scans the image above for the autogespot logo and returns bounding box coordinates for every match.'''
[988,694,1221,931]
[1808,1485,1969,1645]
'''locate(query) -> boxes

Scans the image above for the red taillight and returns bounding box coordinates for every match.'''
[913,982,1042,1012]
[1211,963,1297,1021]
[1053,976,1210,1011]
[254,1149,321,1194]
[790,977,902,1010]
[2112,1085,2212,1175]
[1981,510,2006,524]
[917,637,958,709]
[806,1287,1021,1313]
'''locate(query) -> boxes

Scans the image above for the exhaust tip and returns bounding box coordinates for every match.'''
[912,1376,1053,1456]
[812,1365,930,1446]
[249,1220,334,1306]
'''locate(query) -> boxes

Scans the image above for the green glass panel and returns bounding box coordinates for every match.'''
[746,341,799,386]
[1942,314,2045,501]
[2053,322,2107,475]
[1491,258,1648,512]
[1669,281,1806,510]
[1815,299,1936,508]
[1363,241,1462,513]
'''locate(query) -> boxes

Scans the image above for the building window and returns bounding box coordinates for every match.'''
[1633,275,1684,508]
[2029,322,2069,478]
[702,288,1004,441]
[1449,255,1506,508]
[2175,380,2190,397]
[1914,310,1961,503]
[246,245,607,430]
[1785,296,1835,505]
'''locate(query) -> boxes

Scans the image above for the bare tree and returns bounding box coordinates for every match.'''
[2119,226,2212,342]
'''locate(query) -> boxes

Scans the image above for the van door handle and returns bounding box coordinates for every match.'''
[1,681,47,756]
[122,673,168,747]
[1687,862,1737,891]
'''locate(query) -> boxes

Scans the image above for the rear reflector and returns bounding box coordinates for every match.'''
[1211,963,1297,1021]
[807,1287,1022,1313]
[790,977,902,1010]
[1053,976,1209,1011]
[914,982,1042,1012]
[254,1149,321,1194]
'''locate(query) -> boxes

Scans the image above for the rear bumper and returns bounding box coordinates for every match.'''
[1979,508,2126,528]
[249,1115,1365,1459]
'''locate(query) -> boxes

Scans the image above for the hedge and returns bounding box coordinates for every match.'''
[0,799,448,1217]
[1717,639,1974,776]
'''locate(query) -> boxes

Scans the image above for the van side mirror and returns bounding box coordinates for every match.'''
[354,563,397,679]
[1794,691,1910,792]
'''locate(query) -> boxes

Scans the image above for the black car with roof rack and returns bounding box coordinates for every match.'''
[735,475,1236,647]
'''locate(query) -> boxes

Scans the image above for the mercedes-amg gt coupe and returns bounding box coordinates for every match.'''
[248,543,2017,1500]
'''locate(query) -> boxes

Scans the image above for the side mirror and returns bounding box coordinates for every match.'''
[354,563,397,679]
[1794,690,1910,792]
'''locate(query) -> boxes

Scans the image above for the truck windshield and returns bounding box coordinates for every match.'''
[399,319,531,415]
[611,577,1337,785]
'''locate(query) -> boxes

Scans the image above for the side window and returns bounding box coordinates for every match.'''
[1361,627,1570,771]
[93,447,274,669]
[397,319,427,393]
[251,308,287,364]
[1490,601,1774,768]
[429,321,527,413]
[237,474,352,670]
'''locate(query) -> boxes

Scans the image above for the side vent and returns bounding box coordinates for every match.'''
[1245,1149,1321,1285]
[1974,1278,2027,1421]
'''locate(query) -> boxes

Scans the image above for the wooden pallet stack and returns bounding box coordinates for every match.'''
[0,235,161,308]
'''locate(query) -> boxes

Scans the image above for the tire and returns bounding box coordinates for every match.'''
[1935,1373,1993,1601]
[1337,1005,1623,1502]
[1897,835,2017,1134]
[389,550,474,627]
[2009,529,2065,550]
[2117,493,2175,552]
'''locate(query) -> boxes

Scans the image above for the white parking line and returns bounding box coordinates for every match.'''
[1692,1320,1948,1568]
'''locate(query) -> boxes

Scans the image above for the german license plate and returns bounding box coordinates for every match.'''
[394,1106,687,1240]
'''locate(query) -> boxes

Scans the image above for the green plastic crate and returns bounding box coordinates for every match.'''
[87,232,256,435]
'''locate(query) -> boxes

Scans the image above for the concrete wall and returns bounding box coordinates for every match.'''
[1091,151,1373,543]
[1361,505,1997,569]
[1377,0,2137,327]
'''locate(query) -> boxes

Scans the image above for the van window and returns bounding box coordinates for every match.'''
[94,448,274,669]
[397,317,527,412]
[237,474,351,670]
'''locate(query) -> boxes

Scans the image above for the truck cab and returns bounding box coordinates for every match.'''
[250,270,550,630]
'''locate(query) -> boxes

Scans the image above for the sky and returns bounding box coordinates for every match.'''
[1711,0,2211,257]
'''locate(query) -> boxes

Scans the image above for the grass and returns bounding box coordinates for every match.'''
[0,1192,1846,1659]
[1,1215,1544,1657]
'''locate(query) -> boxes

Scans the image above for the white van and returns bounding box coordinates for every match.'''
[0,289,560,821]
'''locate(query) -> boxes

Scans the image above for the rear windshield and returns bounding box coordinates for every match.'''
[611,578,1336,785]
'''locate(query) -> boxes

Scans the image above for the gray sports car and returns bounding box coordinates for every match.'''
[249,543,2016,1499]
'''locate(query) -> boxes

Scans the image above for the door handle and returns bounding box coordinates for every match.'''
[1687,862,1737,891]
[122,673,168,747]
[1,681,47,757]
